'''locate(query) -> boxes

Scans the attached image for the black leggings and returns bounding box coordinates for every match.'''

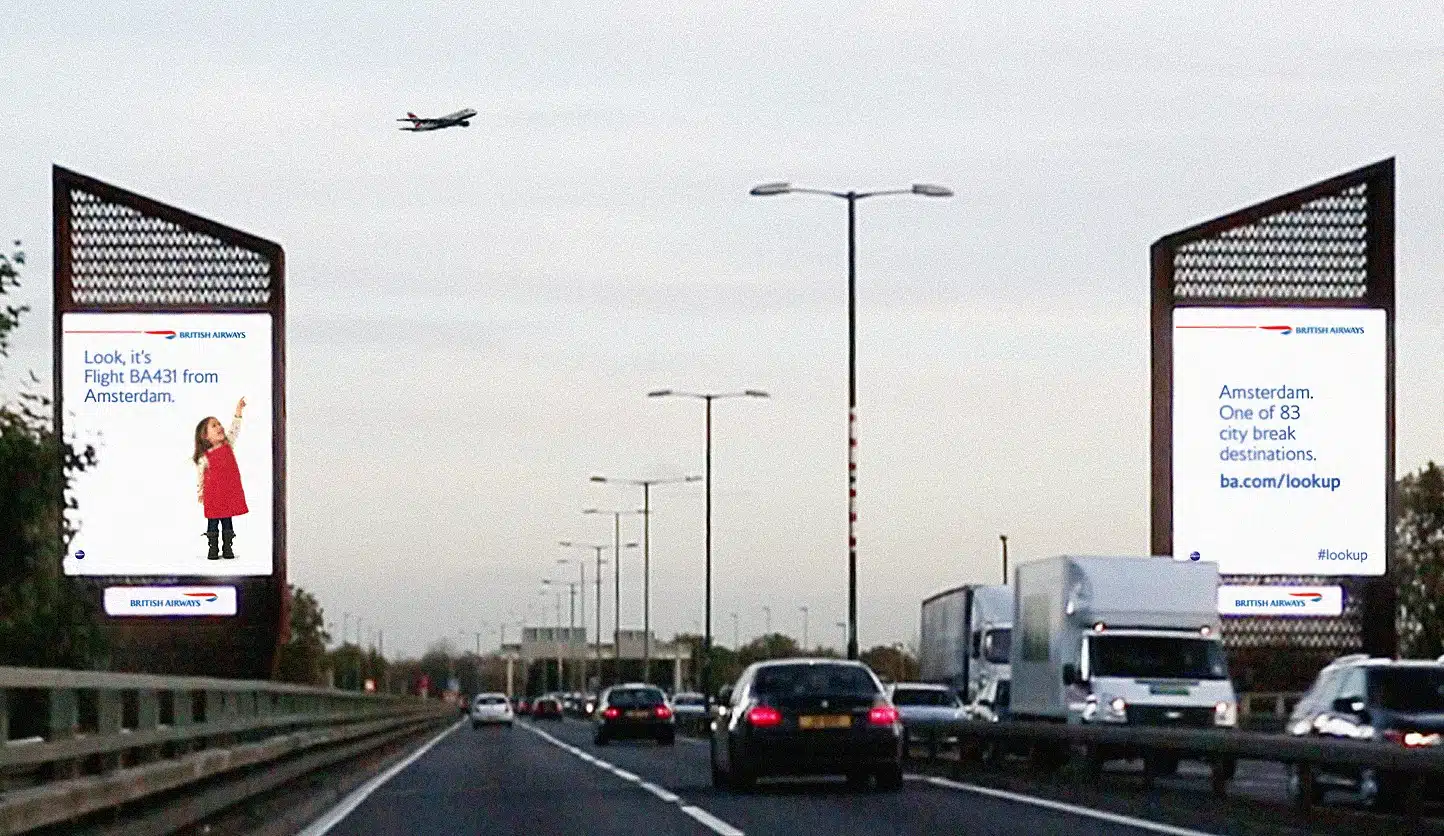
[207,517,234,535]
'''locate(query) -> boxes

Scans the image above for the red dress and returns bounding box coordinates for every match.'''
[203,443,249,519]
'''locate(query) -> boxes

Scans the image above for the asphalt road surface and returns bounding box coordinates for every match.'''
[297,716,1330,836]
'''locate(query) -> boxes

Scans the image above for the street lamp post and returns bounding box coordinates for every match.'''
[1000,534,1009,585]
[750,180,951,660]
[762,606,771,636]
[590,473,701,684]
[799,605,809,652]
[581,510,643,685]
[649,389,769,711]
[560,539,635,688]
[558,556,589,686]
[836,621,847,652]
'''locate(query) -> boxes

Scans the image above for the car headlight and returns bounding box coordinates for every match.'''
[1213,701,1237,727]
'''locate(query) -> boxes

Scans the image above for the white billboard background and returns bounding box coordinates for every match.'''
[62,313,273,576]
[1173,307,1385,577]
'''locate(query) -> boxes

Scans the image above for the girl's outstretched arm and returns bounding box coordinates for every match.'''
[228,397,246,445]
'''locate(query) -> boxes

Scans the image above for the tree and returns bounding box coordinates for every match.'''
[1397,462,1444,658]
[0,242,106,668]
[275,585,331,684]
[860,644,919,683]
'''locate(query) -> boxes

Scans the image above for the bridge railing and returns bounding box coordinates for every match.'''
[0,666,454,836]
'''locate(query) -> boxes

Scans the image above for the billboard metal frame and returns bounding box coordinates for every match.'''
[52,165,287,679]
[1150,159,1396,679]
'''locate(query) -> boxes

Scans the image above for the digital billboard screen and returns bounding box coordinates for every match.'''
[61,313,273,577]
[1172,307,1385,576]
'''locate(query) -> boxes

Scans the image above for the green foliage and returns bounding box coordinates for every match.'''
[859,644,919,683]
[0,242,107,668]
[274,585,331,684]
[1397,462,1444,658]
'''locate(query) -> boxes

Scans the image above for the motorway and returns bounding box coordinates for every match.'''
[293,716,1362,836]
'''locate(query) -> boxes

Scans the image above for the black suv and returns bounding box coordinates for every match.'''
[1284,654,1444,810]
[593,684,675,745]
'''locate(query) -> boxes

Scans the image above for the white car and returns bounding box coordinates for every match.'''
[470,693,514,728]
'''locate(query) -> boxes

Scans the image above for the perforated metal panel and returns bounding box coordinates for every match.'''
[68,188,273,306]
[1151,160,1396,689]
[1173,183,1368,301]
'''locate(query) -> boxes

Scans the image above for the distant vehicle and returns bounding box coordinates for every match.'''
[710,658,903,792]
[919,583,1012,705]
[670,691,707,723]
[1285,654,1444,812]
[514,697,532,716]
[531,695,564,720]
[1010,555,1237,780]
[886,682,966,753]
[470,693,514,728]
[593,684,675,745]
[396,108,478,131]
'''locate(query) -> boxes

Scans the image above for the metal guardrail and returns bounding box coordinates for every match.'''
[0,666,455,836]
[917,718,1444,822]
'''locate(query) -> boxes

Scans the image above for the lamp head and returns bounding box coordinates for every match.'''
[911,183,953,197]
[749,182,791,196]
[647,389,673,398]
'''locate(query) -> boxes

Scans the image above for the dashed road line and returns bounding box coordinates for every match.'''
[523,721,744,836]
[680,804,746,836]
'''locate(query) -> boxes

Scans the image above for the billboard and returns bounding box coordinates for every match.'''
[1172,307,1385,576]
[62,312,274,577]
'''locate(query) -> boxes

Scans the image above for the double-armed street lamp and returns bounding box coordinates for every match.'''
[590,473,702,684]
[560,538,637,687]
[648,389,769,710]
[581,509,644,685]
[750,180,951,661]
[556,555,590,686]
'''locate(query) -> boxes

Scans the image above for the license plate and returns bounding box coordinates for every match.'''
[626,710,650,719]
[799,714,852,730]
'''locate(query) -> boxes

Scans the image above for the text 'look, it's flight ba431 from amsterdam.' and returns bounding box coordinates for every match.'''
[396,108,477,131]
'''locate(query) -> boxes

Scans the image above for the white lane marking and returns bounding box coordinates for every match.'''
[914,775,1226,836]
[680,805,746,836]
[522,721,744,835]
[296,719,464,836]
[641,781,681,803]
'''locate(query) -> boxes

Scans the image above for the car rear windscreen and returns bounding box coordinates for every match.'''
[606,688,666,708]
[891,688,955,706]
[1370,668,1444,713]
[753,664,879,697]
[476,695,507,705]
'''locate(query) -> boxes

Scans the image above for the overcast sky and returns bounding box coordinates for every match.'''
[4,3,1442,659]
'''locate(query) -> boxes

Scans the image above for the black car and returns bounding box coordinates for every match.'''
[710,658,903,792]
[1285,654,1444,811]
[532,695,564,720]
[594,684,675,745]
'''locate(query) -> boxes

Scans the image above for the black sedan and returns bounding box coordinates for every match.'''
[593,684,675,745]
[531,695,564,720]
[710,658,903,792]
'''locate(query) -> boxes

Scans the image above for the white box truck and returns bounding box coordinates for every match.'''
[919,584,1012,705]
[1011,555,1237,776]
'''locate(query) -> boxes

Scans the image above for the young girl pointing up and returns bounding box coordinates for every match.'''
[194,397,249,560]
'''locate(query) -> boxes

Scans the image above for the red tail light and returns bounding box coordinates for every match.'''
[655,705,673,719]
[868,706,900,726]
[747,705,783,727]
[603,707,620,720]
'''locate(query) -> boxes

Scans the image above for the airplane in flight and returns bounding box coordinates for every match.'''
[396,108,477,131]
